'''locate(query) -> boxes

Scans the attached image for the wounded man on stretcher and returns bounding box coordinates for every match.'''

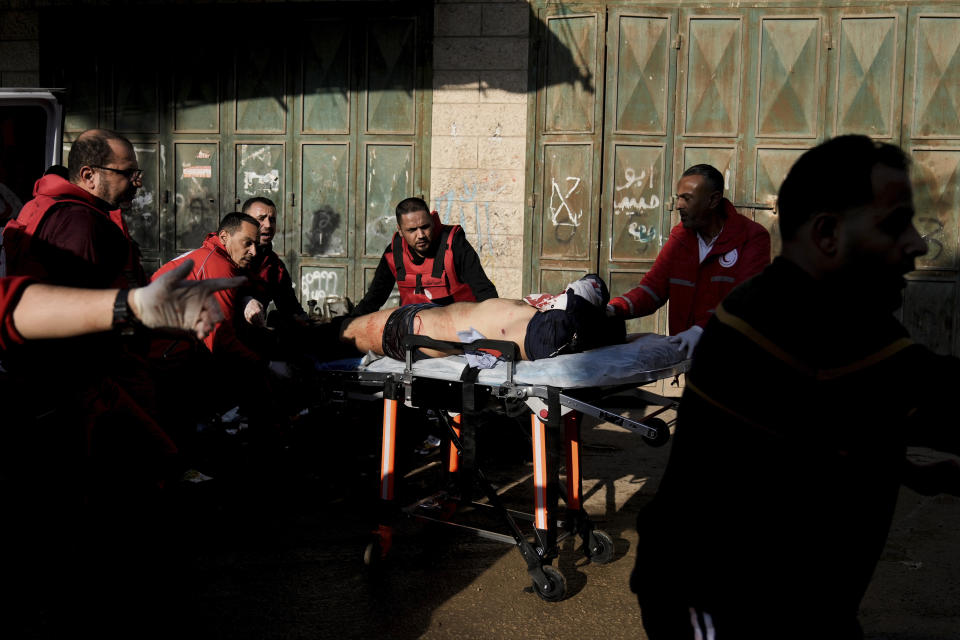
[338,275,625,361]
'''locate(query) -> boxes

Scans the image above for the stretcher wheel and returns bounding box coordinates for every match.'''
[641,418,670,447]
[586,529,615,564]
[533,565,566,602]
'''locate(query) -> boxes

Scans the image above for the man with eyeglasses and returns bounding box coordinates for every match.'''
[3,128,146,289]
[0,130,176,512]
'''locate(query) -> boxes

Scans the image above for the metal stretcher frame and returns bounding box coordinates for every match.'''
[318,335,689,601]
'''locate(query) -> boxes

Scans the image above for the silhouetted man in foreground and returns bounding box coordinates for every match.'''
[631,136,960,639]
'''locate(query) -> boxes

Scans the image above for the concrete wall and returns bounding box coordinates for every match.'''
[0,9,39,86]
[430,0,530,299]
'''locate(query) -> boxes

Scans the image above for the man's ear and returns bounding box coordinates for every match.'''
[810,213,840,256]
[708,190,723,208]
[77,165,97,188]
[218,229,230,246]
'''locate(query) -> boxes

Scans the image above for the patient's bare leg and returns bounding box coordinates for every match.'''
[339,307,393,354]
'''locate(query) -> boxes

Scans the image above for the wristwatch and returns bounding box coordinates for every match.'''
[112,289,139,335]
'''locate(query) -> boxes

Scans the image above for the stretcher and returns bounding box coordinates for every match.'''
[316,333,689,601]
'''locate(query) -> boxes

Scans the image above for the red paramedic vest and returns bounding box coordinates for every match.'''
[2,175,142,287]
[386,212,475,306]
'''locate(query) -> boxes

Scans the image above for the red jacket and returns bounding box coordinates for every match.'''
[151,233,258,361]
[387,211,475,306]
[609,200,771,335]
[247,247,305,318]
[0,275,32,353]
[3,173,144,287]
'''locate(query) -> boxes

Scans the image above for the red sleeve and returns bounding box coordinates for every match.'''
[609,231,679,318]
[736,222,772,283]
[201,264,261,363]
[0,276,34,352]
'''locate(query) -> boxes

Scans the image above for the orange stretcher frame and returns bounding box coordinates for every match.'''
[335,334,686,602]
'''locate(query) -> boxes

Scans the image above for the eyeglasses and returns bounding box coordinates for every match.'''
[93,166,144,182]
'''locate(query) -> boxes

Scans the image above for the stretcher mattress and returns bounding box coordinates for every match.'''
[362,333,687,388]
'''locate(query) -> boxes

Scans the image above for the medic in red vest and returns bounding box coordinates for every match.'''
[2,132,145,289]
[352,197,498,316]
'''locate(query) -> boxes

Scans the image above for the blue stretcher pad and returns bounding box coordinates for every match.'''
[361,333,688,388]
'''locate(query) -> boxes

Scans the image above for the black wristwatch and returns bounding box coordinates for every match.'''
[112,289,140,336]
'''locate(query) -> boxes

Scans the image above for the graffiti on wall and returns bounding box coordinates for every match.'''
[549,176,583,230]
[614,165,660,245]
[435,179,507,256]
[305,204,343,255]
[301,269,339,302]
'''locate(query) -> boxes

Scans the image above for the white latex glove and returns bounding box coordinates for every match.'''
[267,360,292,379]
[242,296,266,327]
[606,303,617,317]
[667,325,703,359]
[129,259,246,340]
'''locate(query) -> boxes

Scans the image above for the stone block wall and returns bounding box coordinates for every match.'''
[431,0,530,299]
[0,9,39,86]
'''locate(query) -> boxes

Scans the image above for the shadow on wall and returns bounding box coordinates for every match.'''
[36,1,591,262]
[40,1,591,117]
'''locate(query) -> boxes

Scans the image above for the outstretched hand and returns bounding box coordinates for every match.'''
[243,296,267,327]
[667,325,703,359]
[129,259,246,340]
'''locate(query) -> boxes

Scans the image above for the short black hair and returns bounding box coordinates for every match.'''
[395,197,429,223]
[241,196,276,213]
[67,129,132,183]
[777,135,910,241]
[681,164,725,194]
[218,212,259,234]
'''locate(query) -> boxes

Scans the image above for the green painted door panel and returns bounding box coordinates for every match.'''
[300,143,349,257]
[366,19,418,134]
[175,142,220,252]
[681,16,743,137]
[613,14,672,135]
[757,18,822,139]
[174,66,220,133]
[907,14,960,139]
[113,66,159,134]
[128,142,160,254]
[301,21,352,134]
[235,142,284,251]
[531,6,605,294]
[541,143,593,259]
[300,265,348,305]
[600,8,677,335]
[835,13,904,138]
[235,45,287,134]
[609,143,666,262]
[910,147,960,271]
[544,13,600,134]
[902,6,960,355]
[362,144,413,257]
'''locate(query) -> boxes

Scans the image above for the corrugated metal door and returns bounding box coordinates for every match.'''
[532,2,960,355]
[529,5,606,295]
[44,4,430,307]
[902,6,960,355]
[600,7,678,336]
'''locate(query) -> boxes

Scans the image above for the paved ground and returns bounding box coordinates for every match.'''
[154,397,959,640]
[17,396,957,639]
